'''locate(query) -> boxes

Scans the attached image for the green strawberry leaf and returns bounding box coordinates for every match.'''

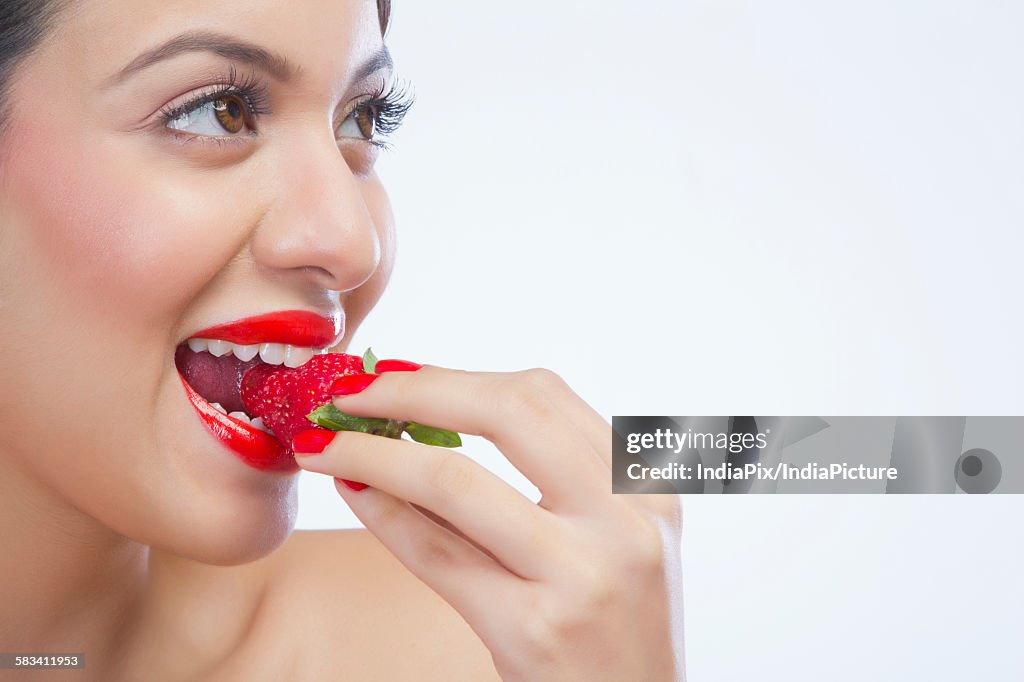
[405,422,463,448]
[362,347,379,374]
[307,404,390,435]
[307,404,463,447]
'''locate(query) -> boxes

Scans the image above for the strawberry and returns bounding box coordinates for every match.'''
[241,352,364,448]
[241,348,461,452]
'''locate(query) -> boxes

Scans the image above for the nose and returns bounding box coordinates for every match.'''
[249,129,381,293]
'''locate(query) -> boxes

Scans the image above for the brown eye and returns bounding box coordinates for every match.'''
[212,95,247,134]
[166,91,258,138]
[354,104,377,140]
[337,101,379,143]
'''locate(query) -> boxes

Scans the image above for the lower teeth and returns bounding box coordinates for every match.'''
[251,417,271,434]
[208,402,268,433]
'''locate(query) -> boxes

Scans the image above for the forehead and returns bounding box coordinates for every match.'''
[50,0,382,86]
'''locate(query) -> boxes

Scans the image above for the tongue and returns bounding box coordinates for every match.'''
[174,346,262,413]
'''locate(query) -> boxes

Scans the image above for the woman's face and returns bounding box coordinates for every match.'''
[0,0,397,563]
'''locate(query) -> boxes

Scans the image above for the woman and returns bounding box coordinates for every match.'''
[0,0,684,679]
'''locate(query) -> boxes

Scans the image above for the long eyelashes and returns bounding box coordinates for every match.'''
[158,65,271,130]
[362,76,416,149]
[158,67,416,149]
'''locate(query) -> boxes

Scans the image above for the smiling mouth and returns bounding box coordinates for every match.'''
[174,310,343,471]
[174,339,330,433]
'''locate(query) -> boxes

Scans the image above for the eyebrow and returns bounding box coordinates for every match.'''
[109,30,392,86]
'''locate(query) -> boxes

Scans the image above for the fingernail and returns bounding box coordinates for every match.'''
[375,359,422,373]
[329,373,379,396]
[292,429,335,455]
[340,478,368,492]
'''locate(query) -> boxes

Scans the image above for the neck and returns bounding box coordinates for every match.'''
[0,460,149,670]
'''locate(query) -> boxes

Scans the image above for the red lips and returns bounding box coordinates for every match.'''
[189,309,344,348]
[178,309,344,473]
[179,374,296,472]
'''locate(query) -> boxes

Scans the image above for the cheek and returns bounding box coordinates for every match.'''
[340,175,396,342]
[0,123,287,552]
[369,178,397,279]
[0,114,249,458]
[6,134,231,328]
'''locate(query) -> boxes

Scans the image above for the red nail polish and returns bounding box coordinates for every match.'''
[375,359,422,373]
[330,373,378,396]
[291,429,335,454]
[341,479,368,492]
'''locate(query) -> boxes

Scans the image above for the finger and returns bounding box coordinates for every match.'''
[331,366,608,508]
[334,479,514,646]
[410,503,503,565]
[297,430,560,580]
[524,370,613,469]
[377,360,610,465]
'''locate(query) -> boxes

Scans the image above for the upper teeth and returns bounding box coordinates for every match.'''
[186,338,316,367]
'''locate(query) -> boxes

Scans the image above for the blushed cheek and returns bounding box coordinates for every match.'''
[4,122,230,331]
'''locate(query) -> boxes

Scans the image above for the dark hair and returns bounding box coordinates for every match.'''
[0,0,393,139]
[0,0,67,137]
[377,0,392,38]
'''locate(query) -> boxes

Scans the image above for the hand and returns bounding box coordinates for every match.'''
[294,365,685,681]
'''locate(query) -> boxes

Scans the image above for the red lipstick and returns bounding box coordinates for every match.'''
[189,309,343,348]
[179,374,297,472]
[177,309,342,473]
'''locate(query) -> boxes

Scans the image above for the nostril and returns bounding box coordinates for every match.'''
[309,234,381,293]
[296,265,356,292]
[302,266,334,281]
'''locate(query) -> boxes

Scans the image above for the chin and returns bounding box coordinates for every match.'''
[147,480,300,566]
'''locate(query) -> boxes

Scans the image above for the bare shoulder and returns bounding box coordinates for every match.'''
[254,529,501,681]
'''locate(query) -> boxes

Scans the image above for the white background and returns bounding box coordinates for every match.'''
[297,2,1024,680]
